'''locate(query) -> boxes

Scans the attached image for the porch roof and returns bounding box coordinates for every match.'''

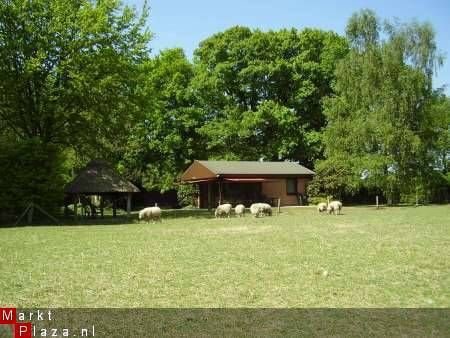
[181,160,315,182]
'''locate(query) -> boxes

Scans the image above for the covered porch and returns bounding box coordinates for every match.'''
[195,178,278,209]
[180,160,315,209]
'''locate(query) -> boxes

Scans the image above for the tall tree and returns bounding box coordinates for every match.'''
[192,26,348,165]
[0,0,151,216]
[0,0,151,154]
[318,9,445,203]
[121,48,204,191]
[430,92,450,174]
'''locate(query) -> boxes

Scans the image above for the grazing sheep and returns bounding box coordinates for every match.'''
[235,204,245,217]
[250,203,272,217]
[139,206,162,223]
[327,201,342,215]
[250,203,261,217]
[260,203,272,216]
[215,203,232,218]
[317,202,327,213]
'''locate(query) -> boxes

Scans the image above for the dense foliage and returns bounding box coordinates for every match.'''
[0,3,448,215]
[0,0,151,215]
[0,137,67,220]
[120,48,204,191]
[0,0,150,152]
[312,9,449,203]
[193,27,348,166]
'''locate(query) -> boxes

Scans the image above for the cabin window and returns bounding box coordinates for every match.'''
[286,178,298,195]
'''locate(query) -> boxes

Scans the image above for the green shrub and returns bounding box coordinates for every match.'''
[0,138,67,222]
[400,172,449,204]
[176,183,199,208]
[308,196,330,205]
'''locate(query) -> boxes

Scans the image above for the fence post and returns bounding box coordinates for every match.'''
[27,202,34,224]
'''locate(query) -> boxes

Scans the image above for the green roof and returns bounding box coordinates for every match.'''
[198,160,315,176]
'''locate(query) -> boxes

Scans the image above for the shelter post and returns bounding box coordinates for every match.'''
[100,195,104,218]
[74,195,78,220]
[127,193,132,217]
[112,198,117,217]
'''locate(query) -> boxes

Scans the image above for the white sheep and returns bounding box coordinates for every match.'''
[139,206,162,223]
[215,203,232,218]
[327,201,342,215]
[250,203,272,217]
[250,203,261,217]
[260,203,272,216]
[235,204,245,217]
[317,202,327,213]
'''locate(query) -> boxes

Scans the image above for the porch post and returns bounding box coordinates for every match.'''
[207,182,212,210]
[196,184,200,208]
[218,180,223,205]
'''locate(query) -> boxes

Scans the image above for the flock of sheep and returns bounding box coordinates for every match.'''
[137,200,343,223]
[317,200,343,215]
[215,202,273,218]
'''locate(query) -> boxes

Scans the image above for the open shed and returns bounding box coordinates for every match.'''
[181,160,315,209]
[65,160,140,218]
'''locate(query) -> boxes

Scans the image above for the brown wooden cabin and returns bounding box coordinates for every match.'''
[180,160,315,209]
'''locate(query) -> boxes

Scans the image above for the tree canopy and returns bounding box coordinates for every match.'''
[315,9,448,203]
[0,4,448,214]
[119,26,349,190]
[192,26,348,165]
[0,0,151,154]
[120,48,204,191]
[0,0,151,217]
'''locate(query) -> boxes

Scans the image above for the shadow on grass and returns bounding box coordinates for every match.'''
[1,208,216,228]
[161,208,214,219]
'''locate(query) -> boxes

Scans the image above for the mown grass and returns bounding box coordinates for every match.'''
[0,205,449,308]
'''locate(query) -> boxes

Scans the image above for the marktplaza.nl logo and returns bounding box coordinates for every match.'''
[1,307,449,337]
[0,308,95,338]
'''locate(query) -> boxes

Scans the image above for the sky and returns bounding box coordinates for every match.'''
[128,0,450,94]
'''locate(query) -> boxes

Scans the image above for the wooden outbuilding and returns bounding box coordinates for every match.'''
[65,160,140,218]
[181,160,315,209]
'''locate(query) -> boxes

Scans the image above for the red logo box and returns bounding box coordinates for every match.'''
[1,308,32,338]
[0,308,16,324]
[14,322,32,338]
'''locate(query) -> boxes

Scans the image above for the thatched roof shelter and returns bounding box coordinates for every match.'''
[65,159,139,195]
[65,160,139,218]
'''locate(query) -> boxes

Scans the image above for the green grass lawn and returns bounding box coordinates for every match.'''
[1,205,449,308]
